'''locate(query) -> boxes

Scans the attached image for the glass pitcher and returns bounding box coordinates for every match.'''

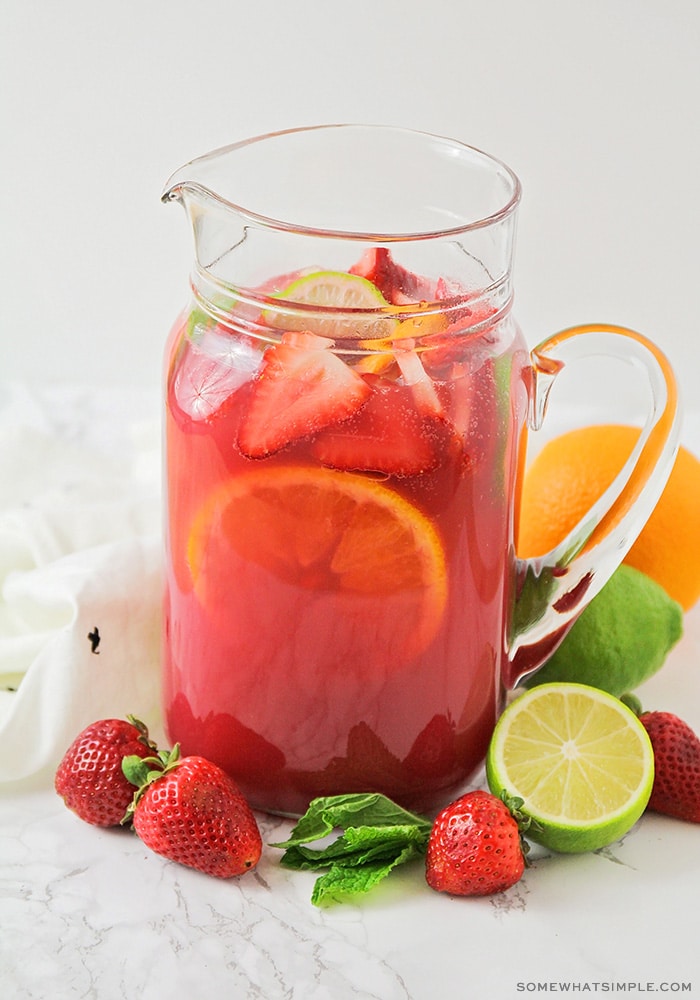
[161,125,679,816]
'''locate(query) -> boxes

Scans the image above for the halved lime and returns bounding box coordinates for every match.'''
[267,270,395,340]
[486,683,654,853]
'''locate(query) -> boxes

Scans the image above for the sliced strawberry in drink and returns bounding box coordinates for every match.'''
[311,373,446,476]
[349,247,435,304]
[237,331,371,458]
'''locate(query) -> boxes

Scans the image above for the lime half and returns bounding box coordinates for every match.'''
[268,270,395,340]
[486,683,654,853]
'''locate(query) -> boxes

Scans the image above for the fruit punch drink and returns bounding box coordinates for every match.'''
[162,125,678,816]
[164,246,530,816]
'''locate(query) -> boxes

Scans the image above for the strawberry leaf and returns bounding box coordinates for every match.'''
[270,792,431,906]
[120,745,181,825]
[121,755,158,790]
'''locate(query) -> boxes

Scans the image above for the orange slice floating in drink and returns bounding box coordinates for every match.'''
[186,465,448,662]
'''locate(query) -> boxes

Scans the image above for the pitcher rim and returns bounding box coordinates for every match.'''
[162,123,522,242]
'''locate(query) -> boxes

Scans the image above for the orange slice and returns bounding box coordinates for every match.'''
[355,305,449,375]
[186,465,447,660]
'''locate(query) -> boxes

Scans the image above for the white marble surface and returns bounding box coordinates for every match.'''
[2,604,699,1000]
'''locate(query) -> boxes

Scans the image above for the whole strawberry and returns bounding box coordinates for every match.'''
[639,711,700,823]
[55,716,157,827]
[425,789,528,896]
[123,747,262,878]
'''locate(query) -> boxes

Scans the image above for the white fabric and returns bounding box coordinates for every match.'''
[0,383,164,783]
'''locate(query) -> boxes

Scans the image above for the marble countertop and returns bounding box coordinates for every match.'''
[3,606,699,1000]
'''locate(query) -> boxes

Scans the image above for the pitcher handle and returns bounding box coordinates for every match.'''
[507,323,680,686]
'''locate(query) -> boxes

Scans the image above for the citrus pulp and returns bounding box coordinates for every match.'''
[186,464,447,659]
[486,682,655,853]
[270,270,393,340]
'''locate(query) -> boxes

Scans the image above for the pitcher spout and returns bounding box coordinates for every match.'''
[162,172,253,292]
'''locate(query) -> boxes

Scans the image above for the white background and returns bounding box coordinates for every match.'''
[1,0,699,415]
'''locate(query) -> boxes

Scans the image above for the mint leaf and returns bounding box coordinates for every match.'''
[272,792,430,848]
[270,793,432,906]
[279,823,429,869]
[310,843,423,907]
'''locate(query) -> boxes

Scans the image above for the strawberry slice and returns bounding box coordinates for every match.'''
[311,373,446,476]
[237,331,371,458]
[349,247,435,304]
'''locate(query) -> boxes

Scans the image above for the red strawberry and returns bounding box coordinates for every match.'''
[123,748,262,878]
[311,373,449,476]
[55,716,157,827]
[639,711,700,823]
[425,789,527,896]
[349,247,435,304]
[237,331,371,458]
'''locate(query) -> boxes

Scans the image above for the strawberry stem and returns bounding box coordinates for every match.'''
[619,692,644,717]
[120,744,182,825]
[498,789,540,863]
[126,714,160,753]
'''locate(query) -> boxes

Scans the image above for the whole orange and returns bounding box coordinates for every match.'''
[517,424,700,611]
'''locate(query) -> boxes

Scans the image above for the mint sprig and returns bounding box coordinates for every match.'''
[270,792,432,906]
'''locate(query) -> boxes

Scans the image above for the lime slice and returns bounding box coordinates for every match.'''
[268,270,396,340]
[486,683,654,853]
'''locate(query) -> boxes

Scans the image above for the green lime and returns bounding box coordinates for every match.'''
[267,270,395,340]
[524,564,683,697]
[486,682,654,853]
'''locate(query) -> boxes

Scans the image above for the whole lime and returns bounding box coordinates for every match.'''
[525,564,683,697]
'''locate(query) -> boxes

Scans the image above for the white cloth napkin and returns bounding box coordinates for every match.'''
[0,383,165,784]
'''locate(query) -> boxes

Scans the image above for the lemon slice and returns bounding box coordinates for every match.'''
[486,683,654,853]
[268,271,396,340]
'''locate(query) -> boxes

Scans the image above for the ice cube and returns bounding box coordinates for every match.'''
[174,324,261,421]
